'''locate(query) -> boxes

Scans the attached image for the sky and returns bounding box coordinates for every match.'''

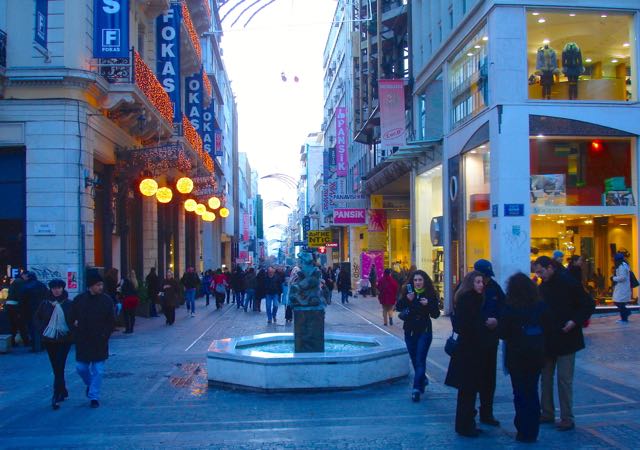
[219,0,338,249]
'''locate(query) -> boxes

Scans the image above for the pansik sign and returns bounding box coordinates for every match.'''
[156,3,181,122]
[93,0,129,58]
[333,208,366,225]
[335,107,348,176]
[379,79,406,147]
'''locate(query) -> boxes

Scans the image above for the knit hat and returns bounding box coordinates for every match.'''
[86,270,103,287]
[552,250,564,260]
[614,252,625,263]
[473,259,495,278]
[48,279,66,289]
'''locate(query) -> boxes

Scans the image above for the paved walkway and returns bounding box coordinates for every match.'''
[1,292,639,449]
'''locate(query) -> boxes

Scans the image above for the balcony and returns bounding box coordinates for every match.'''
[94,49,174,142]
[181,1,203,73]
[178,114,214,174]
[185,0,212,35]
[135,0,170,17]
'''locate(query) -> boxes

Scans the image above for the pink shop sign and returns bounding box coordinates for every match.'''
[333,208,366,225]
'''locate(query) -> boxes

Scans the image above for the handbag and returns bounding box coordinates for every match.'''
[397,308,410,321]
[444,332,458,357]
[215,283,226,294]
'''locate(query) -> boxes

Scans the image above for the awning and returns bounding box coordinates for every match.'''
[384,138,442,162]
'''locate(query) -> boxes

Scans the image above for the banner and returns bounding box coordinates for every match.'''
[335,107,348,176]
[185,71,203,135]
[34,0,48,50]
[214,129,223,157]
[333,208,366,225]
[202,102,215,155]
[323,150,330,183]
[361,251,384,282]
[379,79,406,147]
[93,0,129,58]
[156,3,181,122]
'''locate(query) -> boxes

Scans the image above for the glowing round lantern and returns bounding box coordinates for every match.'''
[156,187,173,204]
[184,199,197,212]
[195,203,207,215]
[176,177,194,194]
[208,196,221,210]
[139,178,158,197]
[203,211,216,222]
[219,207,230,218]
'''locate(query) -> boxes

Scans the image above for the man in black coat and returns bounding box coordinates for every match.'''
[72,271,116,408]
[473,259,505,426]
[533,256,595,431]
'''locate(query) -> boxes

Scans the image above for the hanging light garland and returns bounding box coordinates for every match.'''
[184,199,197,211]
[208,196,221,210]
[176,176,194,194]
[203,72,213,100]
[182,115,214,173]
[202,211,216,222]
[182,1,202,60]
[219,207,230,218]
[139,178,158,196]
[134,51,173,124]
[195,203,207,215]
[156,187,173,203]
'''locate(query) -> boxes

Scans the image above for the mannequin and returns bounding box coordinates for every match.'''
[562,42,584,100]
[536,44,558,99]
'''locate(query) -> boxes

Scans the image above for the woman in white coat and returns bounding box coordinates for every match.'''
[612,252,632,323]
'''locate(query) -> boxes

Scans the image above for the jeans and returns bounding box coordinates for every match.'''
[244,289,255,311]
[541,353,576,422]
[185,288,196,313]
[341,291,349,304]
[234,290,245,309]
[614,302,631,321]
[204,290,210,306]
[265,294,279,322]
[404,330,432,393]
[45,341,72,398]
[76,360,105,401]
[149,300,158,317]
[511,370,541,441]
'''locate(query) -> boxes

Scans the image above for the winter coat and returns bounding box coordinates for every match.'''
[244,272,257,290]
[481,278,506,347]
[377,274,399,306]
[35,292,74,344]
[181,272,200,290]
[562,42,584,78]
[20,278,48,317]
[396,286,440,334]
[72,291,115,362]
[337,272,351,292]
[536,46,558,73]
[538,269,595,357]
[612,262,632,303]
[122,295,139,311]
[264,274,283,295]
[445,290,486,391]
[231,270,245,290]
[146,271,160,298]
[161,278,180,308]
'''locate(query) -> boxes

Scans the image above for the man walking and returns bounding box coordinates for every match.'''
[72,270,116,408]
[533,256,595,431]
[180,267,200,317]
[264,266,283,324]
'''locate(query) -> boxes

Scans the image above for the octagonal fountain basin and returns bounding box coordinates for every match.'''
[207,332,409,392]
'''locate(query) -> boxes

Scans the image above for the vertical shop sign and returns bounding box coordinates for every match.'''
[335,107,348,176]
[323,150,330,183]
[34,0,48,50]
[379,79,406,147]
[94,0,129,58]
[202,101,214,155]
[156,3,181,122]
[185,71,203,134]
[242,213,250,241]
[214,129,223,157]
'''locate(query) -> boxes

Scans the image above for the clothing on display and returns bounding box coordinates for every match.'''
[536,45,559,100]
[562,42,584,100]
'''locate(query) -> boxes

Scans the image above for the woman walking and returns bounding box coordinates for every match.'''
[161,270,180,325]
[396,270,440,402]
[211,269,228,310]
[377,269,399,326]
[498,273,550,443]
[121,271,139,334]
[445,271,488,437]
[35,279,74,410]
[612,252,632,322]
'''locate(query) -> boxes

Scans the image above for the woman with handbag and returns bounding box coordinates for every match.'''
[445,271,487,437]
[211,269,228,310]
[395,269,440,402]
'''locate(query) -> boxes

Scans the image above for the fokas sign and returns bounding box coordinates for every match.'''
[333,208,366,225]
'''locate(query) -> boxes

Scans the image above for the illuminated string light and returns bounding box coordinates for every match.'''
[139,178,158,196]
[195,203,207,215]
[208,196,221,209]
[134,51,173,124]
[219,207,230,218]
[202,211,216,222]
[203,72,213,99]
[176,176,194,194]
[182,1,202,60]
[156,187,173,203]
[202,0,212,21]
[182,115,214,173]
[184,199,197,211]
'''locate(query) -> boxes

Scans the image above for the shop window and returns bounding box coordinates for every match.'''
[449,25,489,129]
[531,214,637,305]
[464,144,490,271]
[416,166,443,297]
[530,138,634,207]
[527,9,635,101]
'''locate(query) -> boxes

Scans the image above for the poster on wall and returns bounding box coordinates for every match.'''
[67,271,78,290]
[530,174,566,206]
[94,0,130,58]
[361,251,384,282]
[368,209,387,232]
[379,79,407,147]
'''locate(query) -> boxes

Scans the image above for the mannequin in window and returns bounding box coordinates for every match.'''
[562,42,584,100]
[536,44,558,99]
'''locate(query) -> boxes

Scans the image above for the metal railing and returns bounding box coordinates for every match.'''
[0,29,7,70]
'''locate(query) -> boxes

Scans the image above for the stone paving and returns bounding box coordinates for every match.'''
[1,292,639,449]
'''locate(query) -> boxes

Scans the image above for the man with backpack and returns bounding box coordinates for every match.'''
[533,256,595,431]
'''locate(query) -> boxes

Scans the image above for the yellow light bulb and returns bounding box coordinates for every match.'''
[156,187,173,204]
[219,207,230,218]
[139,178,158,197]
[195,204,207,215]
[176,177,194,194]
[208,196,221,209]
[184,199,197,212]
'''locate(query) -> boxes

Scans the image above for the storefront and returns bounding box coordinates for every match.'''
[0,147,25,277]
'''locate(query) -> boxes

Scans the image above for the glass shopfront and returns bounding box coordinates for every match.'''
[527,9,636,101]
[464,143,491,272]
[530,137,637,304]
[416,166,444,297]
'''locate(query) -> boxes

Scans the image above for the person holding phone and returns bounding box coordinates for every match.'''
[395,270,441,402]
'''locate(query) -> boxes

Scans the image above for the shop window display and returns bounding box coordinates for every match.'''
[527,9,635,101]
[464,144,490,271]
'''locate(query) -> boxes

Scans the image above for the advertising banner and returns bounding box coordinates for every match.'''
[202,102,214,155]
[214,129,223,157]
[379,79,406,147]
[323,150,330,183]
[333,208,366,225]
[94,0,129,58]
[308,231,332,248]
[156,3,181,122]
[185,71,203,135]
[361,251,384,282]
[368,209,387,232]
[335,107,348,176]
[34,0,48,50]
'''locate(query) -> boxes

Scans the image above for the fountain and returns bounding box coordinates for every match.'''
[207,252,409,391]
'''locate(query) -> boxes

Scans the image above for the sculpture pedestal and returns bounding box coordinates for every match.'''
[294,309,325,353]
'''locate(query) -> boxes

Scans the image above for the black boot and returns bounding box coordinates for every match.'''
[52,394,60,410]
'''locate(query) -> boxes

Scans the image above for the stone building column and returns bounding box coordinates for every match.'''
[142,195,158,275]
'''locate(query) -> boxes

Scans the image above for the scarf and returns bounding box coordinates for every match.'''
[43,301,69,339]
[414,287,425,295]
